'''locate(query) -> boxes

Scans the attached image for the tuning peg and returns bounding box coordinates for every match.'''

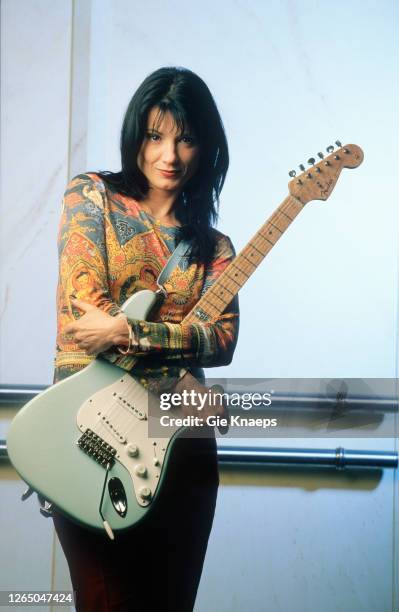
[335,140,342,147]
[288,170,296,177]
[317,152,324,159]
[299,164,305,172]
[326,145,334,153]
[307,157,316,165]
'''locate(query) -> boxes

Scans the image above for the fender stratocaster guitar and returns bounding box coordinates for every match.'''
[7,143,364,539]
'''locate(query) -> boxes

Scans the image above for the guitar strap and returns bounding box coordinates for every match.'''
[156,238,192,296]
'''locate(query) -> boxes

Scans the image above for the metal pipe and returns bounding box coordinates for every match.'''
[0,385,47,405]
[0,385,397,412]
[1,386,397,469]
[217,446,398,469]
[1,440,397,469]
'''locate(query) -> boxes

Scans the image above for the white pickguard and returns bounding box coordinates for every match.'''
[76,372,176,507]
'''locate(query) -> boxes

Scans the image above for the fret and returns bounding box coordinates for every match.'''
[280,209,293,221]
[242,249,264,267]
[283,204,297,218]
[249,244,263,256]
[224,271,244,290]
[214,281,235,297]
[269,213,291,233]
[269,221,283,234]
[203,289,229,308]
[257,231,275,247]
[230,261,250,278]
[251,231,278,255]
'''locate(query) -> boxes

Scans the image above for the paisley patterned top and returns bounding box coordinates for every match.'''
[54,173,239,390]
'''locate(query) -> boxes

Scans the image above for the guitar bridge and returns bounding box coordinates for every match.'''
[77,428,117,468]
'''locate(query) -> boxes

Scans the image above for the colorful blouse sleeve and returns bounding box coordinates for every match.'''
[54,174,134,381]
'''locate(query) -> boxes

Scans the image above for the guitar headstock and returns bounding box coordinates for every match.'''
[288,142,364,204]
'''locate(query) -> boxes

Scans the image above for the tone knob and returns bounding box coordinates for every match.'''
[139,486,152,500]
[135,463,147,477]
[126,444,139,457]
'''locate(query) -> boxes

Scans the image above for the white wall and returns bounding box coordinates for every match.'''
[0,1,74,607]
[1,1,398,611]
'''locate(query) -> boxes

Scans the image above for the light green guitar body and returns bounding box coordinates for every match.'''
[7,290,179,536]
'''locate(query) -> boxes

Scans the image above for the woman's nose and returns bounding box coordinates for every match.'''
[161,140,179,164]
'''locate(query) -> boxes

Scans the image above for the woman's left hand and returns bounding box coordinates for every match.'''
[64,298,124,355]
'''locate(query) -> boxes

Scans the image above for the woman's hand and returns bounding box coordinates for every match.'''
[64,298,128,355]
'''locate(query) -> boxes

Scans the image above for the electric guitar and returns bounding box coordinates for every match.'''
[7,143,364,539]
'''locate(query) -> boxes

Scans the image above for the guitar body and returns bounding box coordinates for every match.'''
[7,290,179,533]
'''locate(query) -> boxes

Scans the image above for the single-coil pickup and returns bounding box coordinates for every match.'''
[113,392,147,420]
[99,413,127,444]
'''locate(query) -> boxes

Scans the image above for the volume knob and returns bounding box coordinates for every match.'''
[135,464,147,477]
[126,444,139,457]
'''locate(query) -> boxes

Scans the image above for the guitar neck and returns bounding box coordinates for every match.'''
[184,194,304,324]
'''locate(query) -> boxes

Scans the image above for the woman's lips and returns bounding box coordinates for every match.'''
[157,169,181,177]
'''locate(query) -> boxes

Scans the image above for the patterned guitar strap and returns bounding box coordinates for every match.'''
[156,238,192,296]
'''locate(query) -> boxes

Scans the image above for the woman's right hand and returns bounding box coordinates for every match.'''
[173,372,229,434]
[65,299,130,355]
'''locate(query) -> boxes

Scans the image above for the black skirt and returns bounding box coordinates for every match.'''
[52,434,219,612]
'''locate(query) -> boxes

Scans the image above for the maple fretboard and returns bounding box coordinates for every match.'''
[184,194,304,324]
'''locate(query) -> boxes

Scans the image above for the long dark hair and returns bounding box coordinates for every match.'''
[97,66,229,264]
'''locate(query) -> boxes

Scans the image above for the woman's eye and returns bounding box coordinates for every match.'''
[180,135,195,145]
[147,132,160,141]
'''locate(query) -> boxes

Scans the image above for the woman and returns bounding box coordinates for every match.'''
[52,66,239,611]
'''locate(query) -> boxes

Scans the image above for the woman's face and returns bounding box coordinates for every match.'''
[137,107,200,196]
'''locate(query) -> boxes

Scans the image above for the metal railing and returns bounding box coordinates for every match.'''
[1,385,397,470]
